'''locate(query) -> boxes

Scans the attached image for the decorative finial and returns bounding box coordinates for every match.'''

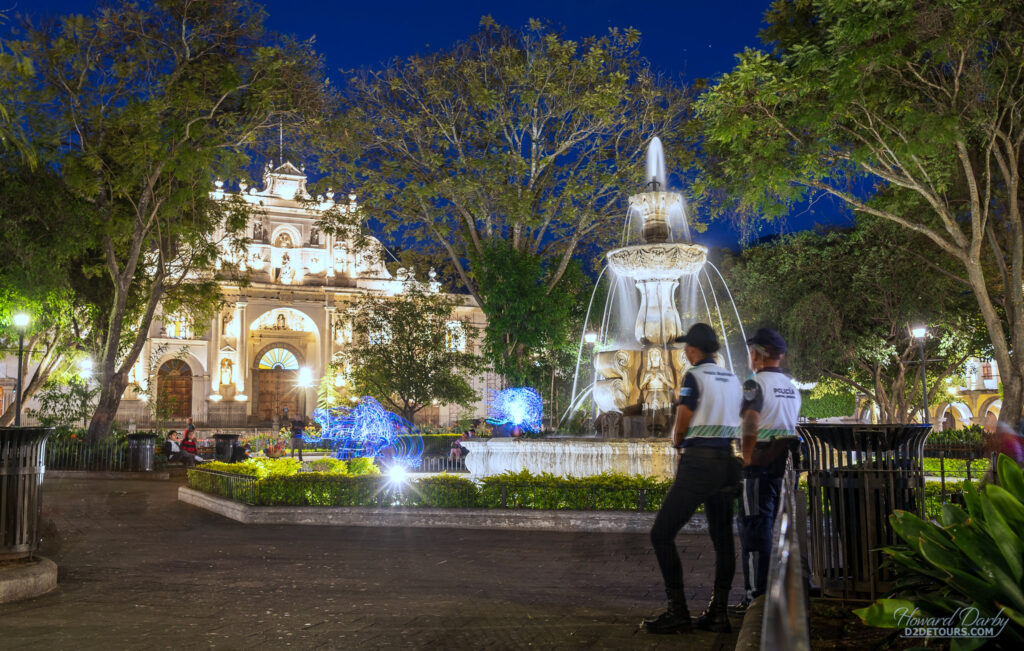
[214,178,224,189]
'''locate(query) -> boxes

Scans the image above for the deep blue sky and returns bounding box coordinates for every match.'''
[20,0,853,249]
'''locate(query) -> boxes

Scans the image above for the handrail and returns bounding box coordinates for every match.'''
[761,455,810,651]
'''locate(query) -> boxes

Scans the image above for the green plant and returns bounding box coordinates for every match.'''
[799,389,856,420]
[346,457,380,476]
[854,455,1024,649]
[306,458,348,474]
[927,426,985,447]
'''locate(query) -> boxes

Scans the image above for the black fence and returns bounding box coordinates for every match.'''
[46,439,130,472]
[417,456,468,473]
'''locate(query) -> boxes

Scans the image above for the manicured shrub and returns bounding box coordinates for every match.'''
[306,458,348,474]
[346,457,380,476]
[405,474,480,508]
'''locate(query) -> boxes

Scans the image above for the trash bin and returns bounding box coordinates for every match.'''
[126,433,157,472]
[213,434,240,462]
[0,427,51,560]
[797,423,930,599]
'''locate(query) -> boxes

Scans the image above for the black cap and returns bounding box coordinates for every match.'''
[674,323,720,354]
[746,327,787,356]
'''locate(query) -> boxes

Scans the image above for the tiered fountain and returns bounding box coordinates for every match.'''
[464,138,747,479]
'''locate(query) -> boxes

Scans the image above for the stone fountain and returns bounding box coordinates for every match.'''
[463,138,744,480]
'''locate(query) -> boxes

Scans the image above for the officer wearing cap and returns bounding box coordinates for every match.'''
[738,327,801,607]
[643,323,742,635]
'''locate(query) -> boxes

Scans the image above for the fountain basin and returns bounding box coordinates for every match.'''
[606,242,707,280]
[462,438,678,480]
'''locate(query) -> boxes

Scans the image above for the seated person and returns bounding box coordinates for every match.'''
[165,431,198,467]
[181,430,205,462]
[448,434,469,462]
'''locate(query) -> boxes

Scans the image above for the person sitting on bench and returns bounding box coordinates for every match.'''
[165,431,199,467]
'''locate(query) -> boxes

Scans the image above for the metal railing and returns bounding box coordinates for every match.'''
[46,440,129,472]
[417,456,468,473]
[761,455,810,651]
[186,469,258,504]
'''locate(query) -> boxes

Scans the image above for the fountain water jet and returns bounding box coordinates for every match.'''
[465,137,748,479]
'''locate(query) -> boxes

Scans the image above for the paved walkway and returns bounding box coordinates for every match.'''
[0,478,743,649]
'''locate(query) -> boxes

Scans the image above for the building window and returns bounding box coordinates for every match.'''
[258,348,299,370]
[164,313,193,339]
[982,362,994,380]
[446,321,466,352]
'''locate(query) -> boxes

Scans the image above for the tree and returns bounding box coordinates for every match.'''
[322,18,694,382]
[6,0,327,440]
[0,161,97,425]
[337,285,482,422]
[724,219,990,423]
[697,0,1024,423]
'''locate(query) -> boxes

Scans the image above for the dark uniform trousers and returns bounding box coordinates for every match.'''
[739,440,799,598]
[650,446,742,594]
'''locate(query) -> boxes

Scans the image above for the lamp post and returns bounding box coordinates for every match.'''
[911,325,929,424]
[12,312,30,426]
[584,331,597,430]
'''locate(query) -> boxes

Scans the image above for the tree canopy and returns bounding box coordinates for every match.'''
[324,18,695,384]
[698,0,1024,422]
[3,0,328,439]
[337,285,482,422]
[725,219,989,423]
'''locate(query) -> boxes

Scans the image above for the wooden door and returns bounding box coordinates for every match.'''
[257,369,298,422]
[157,359,192,419]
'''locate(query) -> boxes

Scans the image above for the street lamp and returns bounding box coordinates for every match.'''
[911,325,929,424]
[12,312,30,426]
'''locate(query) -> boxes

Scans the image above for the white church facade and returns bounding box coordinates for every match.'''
[111,162,500,429]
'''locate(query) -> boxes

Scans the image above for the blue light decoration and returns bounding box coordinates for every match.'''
[486,387,544,433]
[311,396,423,468]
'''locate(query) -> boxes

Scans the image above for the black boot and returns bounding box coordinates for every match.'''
[642,588,691,634]
[694,592,731,633]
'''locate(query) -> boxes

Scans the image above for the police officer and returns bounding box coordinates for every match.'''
[738,327,801,607]
[644,323,742,634]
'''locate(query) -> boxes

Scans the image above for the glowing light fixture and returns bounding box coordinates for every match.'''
[297,366,314,388]
[584,331,597,345]
[387,465,408,484]
[911,325,927,339]
[12,313,30,329]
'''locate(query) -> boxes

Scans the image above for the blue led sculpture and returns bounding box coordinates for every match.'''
[487,387,544,433]
[312,396,423,468]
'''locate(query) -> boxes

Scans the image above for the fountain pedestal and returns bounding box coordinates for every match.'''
[463,438,678,480]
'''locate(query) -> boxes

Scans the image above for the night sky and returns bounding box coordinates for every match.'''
[17,0,854,249]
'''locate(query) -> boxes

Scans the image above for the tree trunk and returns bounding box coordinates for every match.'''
[86,372,129,443]
[1001,367,1024,430]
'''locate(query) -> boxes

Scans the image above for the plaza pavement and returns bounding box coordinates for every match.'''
[0,477,743,650]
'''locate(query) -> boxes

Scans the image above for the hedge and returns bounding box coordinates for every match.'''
[188,466,672,512]
[799,390,857,419]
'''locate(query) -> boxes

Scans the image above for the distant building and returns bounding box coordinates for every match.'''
[852,357,1002,430]
[5,161,499,430]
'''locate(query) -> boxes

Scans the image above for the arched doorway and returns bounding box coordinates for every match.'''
[157,359,192,419]
[256,347,300,422]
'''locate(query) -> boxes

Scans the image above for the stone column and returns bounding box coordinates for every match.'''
[324,305,336,371]
[210,311,221,393]
[236,300,248,396]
